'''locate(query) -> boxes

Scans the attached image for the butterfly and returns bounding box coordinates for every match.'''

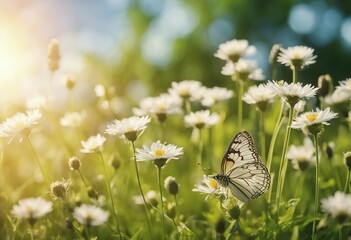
[213,131,270,202]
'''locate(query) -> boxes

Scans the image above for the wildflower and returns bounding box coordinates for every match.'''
[222,197,241,220]
[168,80,202,100]
[184,110,219,129]
[105,115,151,142]
[291,108,338,135]
[133,94,182,122]
[62,75,75,90]
[287,138,315,171]
[11,197,53,224]
[136,140,183,168]
[269,44,282,64]
[47,39,60,72]
[221,59,265,81]
[278,46,317,70]
[267,81,318,107]
[196,86,234,107]
[324,89,351,106]
[60,112,85,128]
[323,141,334,161]
[336,78,351,95]
[133,190,159,207]
[80,134,106,153]
[109,155,121,170]
[25,95,47,110]
[192,175,225,199]
[50,178,70,200]
[317,74,332,98]
[73,204,109,226]
[165,202,176,219]
[321,191,351,223]
[214,39,256,63]
[164,176,179,195]
[344,152,351,169]
[0,109,42,143]
[242,84,276,111]
[68,156,81,171]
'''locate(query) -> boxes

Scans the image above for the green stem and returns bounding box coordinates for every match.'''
[98,152,121,238]
[172,218,179,236]
[271,63,277,81]
[339,225,343,240]
[77,169,89,188]
[312,134,320,240]
[344,169,350,193]
[131,141,152,238]
[26,136,48,183]
[197,128,203,165]
[275,107,294,220]
[292,67,297,83]
[157,166,166,239]
[237,80,244,130]
[267,101,285,172]
[185,99,191,114]
[259,110,266,163]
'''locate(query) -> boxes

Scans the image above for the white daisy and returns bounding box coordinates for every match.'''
[336,78,351,95]
[0,109,42,143]
[184,110,219,129]
[291,108,338,135]
[192,175,225,200]
[73,204,109,226]
[133,94,182,120]
[11,197,53,222]
[80,134,106,153]
[195,86,234,107]
[321,191,351,223]
[136,141,183,168]
[324,89,351,105]
[105,115,151,142]
[168,80,202,100]
[214,39,256,63]
[267,81,318,107]
[221,59,265,81]
[287,138,315,171]
[278,46,317,70]
[133,190,159,207]
[242,84,276,111]
[60,111,86,128]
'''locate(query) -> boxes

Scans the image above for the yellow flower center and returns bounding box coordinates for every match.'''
[306,113,318,123]
[209,179,219,189]
[154,149,165,157]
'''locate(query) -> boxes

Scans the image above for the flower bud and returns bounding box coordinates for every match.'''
[50,179,70,200]
[68,157,81,171]
[87,186,99,200]
[47,39,60,72]
[110,156,121,170]
[64,75,75,90]
[164,176,179,195]
[317,74,332,98]
[269,44,281,65]
[165,202,176,219]
[344,152,351,169]
[215,217,226,234]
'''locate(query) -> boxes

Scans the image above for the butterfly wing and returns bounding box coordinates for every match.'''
[221,131,261,174]
[226,162,270,202]
[220,131,270,202]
